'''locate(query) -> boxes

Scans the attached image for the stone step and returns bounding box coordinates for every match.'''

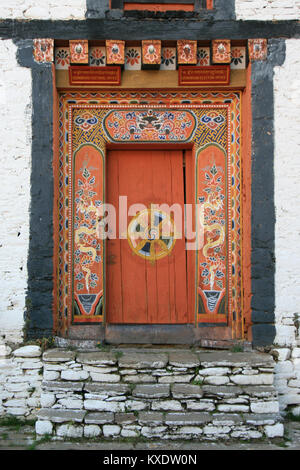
[34,347,283,440]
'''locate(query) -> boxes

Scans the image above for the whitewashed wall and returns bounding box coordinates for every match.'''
[236,0,300,20]
[0,0,299,21]
[0,0,86,20]
[273,38,300,414]
[0,40,32,342]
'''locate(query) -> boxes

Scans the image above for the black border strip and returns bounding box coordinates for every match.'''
[250,38,286,347]
[1,19,299,40]
[15,39,54,339]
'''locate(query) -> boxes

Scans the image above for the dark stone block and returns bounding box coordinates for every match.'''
[251,324,276,347]
[251,311,275,324]
[86,0,109,18]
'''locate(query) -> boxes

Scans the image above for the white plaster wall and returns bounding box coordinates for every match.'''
[0,39,32,343]
[273,39,300,414]
[236,0,300,20]
[0,0,86,20]
[274,39,300,347]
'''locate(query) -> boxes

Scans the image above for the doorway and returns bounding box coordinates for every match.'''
[106,149,193,324]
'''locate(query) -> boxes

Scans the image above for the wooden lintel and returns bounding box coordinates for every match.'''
[56,68,246,90]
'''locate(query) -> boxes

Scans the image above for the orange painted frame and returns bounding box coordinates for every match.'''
[122,1,213,10]
[124,3,194,11]
[54,90,251,337]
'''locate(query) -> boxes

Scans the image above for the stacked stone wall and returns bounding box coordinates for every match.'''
[0,344,42,418]
[32,348,283,440]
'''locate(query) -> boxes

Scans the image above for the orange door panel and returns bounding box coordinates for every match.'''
[106,149,188,324]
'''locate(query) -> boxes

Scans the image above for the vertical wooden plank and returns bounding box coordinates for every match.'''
[106,150,123,323]
[144,151,159,324]
[151,150,172,323]
[170,150,188,323]
[185,149,196,323]
[118,150,149,323]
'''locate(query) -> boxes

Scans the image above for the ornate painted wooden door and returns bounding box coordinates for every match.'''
[56,91,246,341]
[106,149,189,324]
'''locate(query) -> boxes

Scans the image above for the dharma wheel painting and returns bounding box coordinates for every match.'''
[56,90,242,336]
[127,208,177,262]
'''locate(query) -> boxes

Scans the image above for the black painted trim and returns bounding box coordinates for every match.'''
[111,0,123,7]
[14,39,54,339]
[250,38,286,347]
[86,0,110,18]
[1,19,299,40]
[213,0,235,20]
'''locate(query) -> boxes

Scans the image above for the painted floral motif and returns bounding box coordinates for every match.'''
[74,166,102,293]
[212,40,231,64]
[73,145,104,318]
[160,48,176,70]
[248,39,267,61]
[125,47,141,70]
[197,154,227,315]
[200,111,225,130]
[231,46,246,69]
[177,40,197,64]
[103,109,197,142]
[90,47,106,66]
[197,47,210,66]
[142,41,161,65]
[106,40,125,65]
[70,40,89,64]
[33,39,54,63]
[75,112,98,132]
[55,47,70,69]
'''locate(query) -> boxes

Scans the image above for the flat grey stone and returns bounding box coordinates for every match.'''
[42,380,84,392]
[84,383,130,395]
[123,374,156,383]
[13,345,42,357]
[165,412,212,426]
[158,375,194,384]
[115,413,137,425]
[138,412,164,425]
[202,385,243,398]
[43,349,76,363]
[133,384,170,399]
[84,412,114,424]
[168,352,200,368]
[119,353,168,369]
[211,413,244,425]
[77,352,117,366]
[199,351,274,368]
[37,408,86,423]
[243,413,282,426]
[171,384,203,399]
[241,386,277,397]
